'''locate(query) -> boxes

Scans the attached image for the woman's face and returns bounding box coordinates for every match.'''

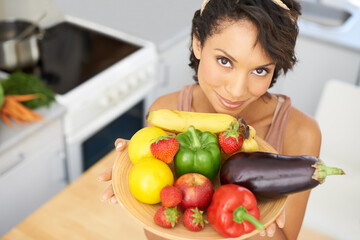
[193,19,275,116]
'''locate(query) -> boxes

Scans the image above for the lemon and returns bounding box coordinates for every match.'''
[128,126,167,164]
[129,157,174,204]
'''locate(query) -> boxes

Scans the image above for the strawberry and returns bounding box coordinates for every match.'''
[154,206,180,228]
[218,121,244,154]
[183,207,208,231]
[160,186,183,207]
[150,135,179,163]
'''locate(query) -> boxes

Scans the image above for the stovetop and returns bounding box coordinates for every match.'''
[2,21,141,95]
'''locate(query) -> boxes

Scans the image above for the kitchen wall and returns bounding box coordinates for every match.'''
[0,0,64,27]
[1,0,359,238]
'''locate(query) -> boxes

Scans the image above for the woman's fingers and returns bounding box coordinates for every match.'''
[98,138,127,182]
[101,183,116,203]
[259,209,286,237]
[114,138,128,151]
[98,137,127,205]
[275,209,286,228]
[110,196,118,204]
[98,167,112,182]
[266,223,276,237]
[259,223,276,237]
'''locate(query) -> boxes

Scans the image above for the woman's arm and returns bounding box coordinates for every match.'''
[281,107,321,240]
[266,107,321,240]
[250,107,321,240]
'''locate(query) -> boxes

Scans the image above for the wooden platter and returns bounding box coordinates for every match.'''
[112,136,287,240]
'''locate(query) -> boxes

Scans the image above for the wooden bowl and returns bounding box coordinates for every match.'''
[112,136,287,240]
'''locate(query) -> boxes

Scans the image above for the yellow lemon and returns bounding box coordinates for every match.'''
[128,126,167,164]
[129,157,174,204]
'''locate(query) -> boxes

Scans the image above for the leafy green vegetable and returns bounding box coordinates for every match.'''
[0,71,55,109]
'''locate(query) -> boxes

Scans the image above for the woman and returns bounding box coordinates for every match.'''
[99,0,321,239]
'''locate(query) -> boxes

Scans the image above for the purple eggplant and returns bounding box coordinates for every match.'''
[220,151,345,198]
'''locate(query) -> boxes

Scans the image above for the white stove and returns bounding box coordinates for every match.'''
[1,15,158,182]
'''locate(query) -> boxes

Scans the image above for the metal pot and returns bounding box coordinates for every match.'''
[0,19,43,71]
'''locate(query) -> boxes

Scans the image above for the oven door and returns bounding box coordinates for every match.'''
[66,99,146,181]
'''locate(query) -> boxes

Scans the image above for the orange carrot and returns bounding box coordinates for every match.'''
[1,107,24,124]
[0,95,43,125]
[5,94,40,102]
[6,98,36,121]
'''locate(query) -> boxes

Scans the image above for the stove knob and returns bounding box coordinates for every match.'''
[128,76,139,89]
[98,96,110,108]
[137,71,147,83]
[108,89,119,101]
[118,81,130,95]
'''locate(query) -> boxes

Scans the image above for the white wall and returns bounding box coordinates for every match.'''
[0,0,64,27]
[270,34,360,116]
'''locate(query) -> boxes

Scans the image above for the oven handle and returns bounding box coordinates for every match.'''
[65,80,155,144]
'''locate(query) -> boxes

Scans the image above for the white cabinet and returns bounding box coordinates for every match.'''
[0,108,67,236]
[270,35,360,116]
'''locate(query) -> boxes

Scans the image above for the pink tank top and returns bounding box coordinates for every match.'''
[177,84,291,154]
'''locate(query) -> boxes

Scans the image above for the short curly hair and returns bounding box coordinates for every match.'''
[189,0,301,88]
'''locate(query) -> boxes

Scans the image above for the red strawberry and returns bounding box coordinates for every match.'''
[154,206,180,228]
[218,121,244,154]
[150,135,179,163]
[183,207,208,231]
[160,186,183,207]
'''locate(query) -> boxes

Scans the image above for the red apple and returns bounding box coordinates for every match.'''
[174,173,214,211]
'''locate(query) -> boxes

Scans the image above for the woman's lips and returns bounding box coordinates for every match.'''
[216,93,246,109]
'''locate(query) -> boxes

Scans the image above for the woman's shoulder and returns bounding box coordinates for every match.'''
[283,106,322,157]
[147,91,180,113]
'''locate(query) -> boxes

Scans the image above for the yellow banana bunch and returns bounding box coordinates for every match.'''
[147,109,237,134]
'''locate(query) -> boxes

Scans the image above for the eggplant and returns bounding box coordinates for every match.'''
[220,151,345,198]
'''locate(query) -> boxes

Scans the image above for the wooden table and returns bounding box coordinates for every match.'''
[1,150,147,240]
[1,149,335,240]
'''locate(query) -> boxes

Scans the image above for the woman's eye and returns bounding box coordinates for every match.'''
[253,68,269,76]
[217,57,232,68]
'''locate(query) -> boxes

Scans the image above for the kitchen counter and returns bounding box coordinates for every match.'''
[0,101,66,176]
[0,101,65,154]
[1,148,335,240]
[0,150,147,240]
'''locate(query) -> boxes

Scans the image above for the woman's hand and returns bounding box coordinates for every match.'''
[98,138,128,204]
[259,209,286,237]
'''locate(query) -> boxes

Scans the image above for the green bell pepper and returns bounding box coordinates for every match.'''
[175,126,221,180]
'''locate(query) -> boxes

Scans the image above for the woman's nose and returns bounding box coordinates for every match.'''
[224,71,248,98]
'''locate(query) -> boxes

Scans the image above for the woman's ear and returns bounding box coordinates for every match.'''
[192,34,202,60]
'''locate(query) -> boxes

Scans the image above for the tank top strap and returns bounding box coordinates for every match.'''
[177,84,196,111]
[264,94,292,154]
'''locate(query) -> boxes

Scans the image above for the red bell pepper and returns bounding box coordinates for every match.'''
[207,184,264,238]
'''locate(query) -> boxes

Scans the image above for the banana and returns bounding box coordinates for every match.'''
[147,109,237,134]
